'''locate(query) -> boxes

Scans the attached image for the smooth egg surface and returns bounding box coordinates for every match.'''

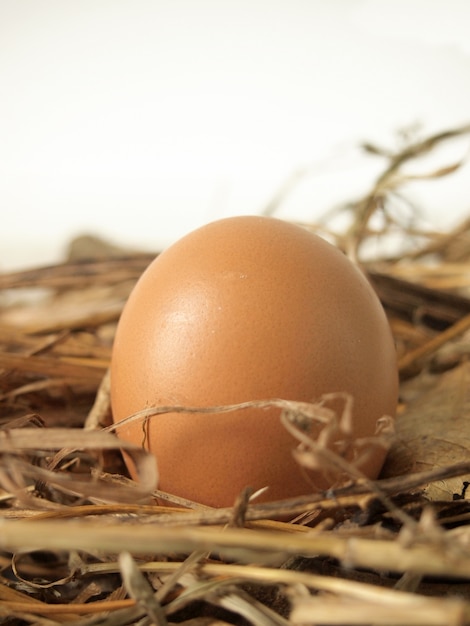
[111,216,398,507]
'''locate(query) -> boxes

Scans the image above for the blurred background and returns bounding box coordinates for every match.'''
[1,0,470,270]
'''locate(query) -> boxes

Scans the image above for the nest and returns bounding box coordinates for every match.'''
[1,124,470,625]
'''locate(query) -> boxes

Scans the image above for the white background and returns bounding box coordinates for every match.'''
[1,0,470,270]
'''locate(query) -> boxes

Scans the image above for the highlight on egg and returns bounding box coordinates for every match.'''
[110,215,398,508]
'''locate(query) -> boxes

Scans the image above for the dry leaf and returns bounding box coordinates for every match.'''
[382,361,470,501]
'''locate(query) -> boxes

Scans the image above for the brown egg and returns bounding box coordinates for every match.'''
[110,216,398,507]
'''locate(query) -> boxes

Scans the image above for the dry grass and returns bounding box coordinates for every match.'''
[1,124,470,625]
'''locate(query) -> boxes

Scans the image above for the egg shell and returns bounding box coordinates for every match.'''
[111,216,398,507]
